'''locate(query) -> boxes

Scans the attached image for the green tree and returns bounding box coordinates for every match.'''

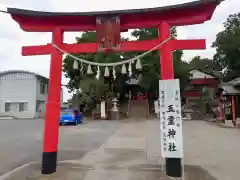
[63,27,190,104]
[131,28,190,97]
[212,13,240,81]
[63,32,123,95]
[189,55,221,74]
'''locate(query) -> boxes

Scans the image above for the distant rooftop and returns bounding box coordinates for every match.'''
[219,77,240,95]
[0,70,65,89]
[0,70,48,80]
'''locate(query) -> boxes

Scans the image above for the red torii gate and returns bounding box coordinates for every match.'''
[7,0,222,177]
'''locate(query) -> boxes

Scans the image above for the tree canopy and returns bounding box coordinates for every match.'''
[130,28,190,95]
[189,55,221,75]
[62,27,191,105]
[212,13,240,81]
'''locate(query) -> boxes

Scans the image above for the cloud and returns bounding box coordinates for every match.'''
[0,0,239,101]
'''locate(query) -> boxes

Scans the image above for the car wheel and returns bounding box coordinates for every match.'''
[59,123,62,126]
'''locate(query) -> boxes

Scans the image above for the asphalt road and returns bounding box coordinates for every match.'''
[0,119,122,176]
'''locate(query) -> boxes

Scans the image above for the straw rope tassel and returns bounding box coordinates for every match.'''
[121,64,127,74]
[104,66,109,77]
[113,67,116,79]
[96,66,100,80]
[80,61,83,73]
[62,53,67,60]
[128,62,132,77]
[87,64,93,74]
[73,60,78,70]
[136,59,142,70]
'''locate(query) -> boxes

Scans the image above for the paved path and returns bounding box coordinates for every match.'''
[1,120,240,180]
[0,119,121,176]
[183,121,240,180]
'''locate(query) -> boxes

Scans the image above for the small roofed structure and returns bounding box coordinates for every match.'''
[184,69,220,110]
[218,77,240,125]
[219,84,240,96]
[124,76,149,100]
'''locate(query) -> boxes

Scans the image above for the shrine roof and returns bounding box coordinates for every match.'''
[7,0,222,17]
[7,0,224,32]
[190,69,221,78]
[219,85,240,95]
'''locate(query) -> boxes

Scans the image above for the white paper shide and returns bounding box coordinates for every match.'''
[159,79,183,158]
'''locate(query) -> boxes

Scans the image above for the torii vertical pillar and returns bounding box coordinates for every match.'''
[42,28,63,174]
[159,21,182,177]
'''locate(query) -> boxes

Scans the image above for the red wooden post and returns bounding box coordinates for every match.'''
[41,28,63,174]
[232,96,236,126]
[219,99,224,122]
[159,21,174,80]
[159,21,182,177]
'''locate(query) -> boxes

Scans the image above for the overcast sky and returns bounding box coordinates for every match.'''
[0,0,239,101]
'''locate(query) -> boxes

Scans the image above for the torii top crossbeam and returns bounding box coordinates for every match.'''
[8,0,222,32]
[7,0,223,55]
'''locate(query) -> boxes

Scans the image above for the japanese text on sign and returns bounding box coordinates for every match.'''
[159,79,183,158]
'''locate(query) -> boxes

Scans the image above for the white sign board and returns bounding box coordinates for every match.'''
[101,101,106,118]
[159,79,183,158]
[154,100,159,114]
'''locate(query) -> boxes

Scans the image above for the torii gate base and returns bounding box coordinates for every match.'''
[8,0,222,178]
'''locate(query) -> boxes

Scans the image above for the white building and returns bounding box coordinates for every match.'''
[0,70,63,119]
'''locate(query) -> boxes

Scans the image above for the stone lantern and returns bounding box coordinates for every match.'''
[109,97,120,120]
[111,97,118,111]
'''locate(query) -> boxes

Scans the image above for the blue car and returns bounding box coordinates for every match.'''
[60,108,83,125]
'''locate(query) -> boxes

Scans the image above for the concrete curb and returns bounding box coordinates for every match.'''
[0,160,93,180]
[217,122,236,128]
[0,161,215,180]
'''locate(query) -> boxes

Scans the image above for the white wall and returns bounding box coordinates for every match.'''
[190,70,215,79]
[36,79,48,102]
[61,89,63,105]
[0,73,37,118]
[36,78,48,118]
[35,79,63,118]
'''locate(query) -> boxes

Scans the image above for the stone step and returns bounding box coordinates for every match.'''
[129,100,149,118]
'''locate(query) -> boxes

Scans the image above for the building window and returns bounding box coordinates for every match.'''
[40,83,46,94]
[19,102,28,112]
[36,100,45,112]
[36,100,40,112]
[5,103,10,112]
